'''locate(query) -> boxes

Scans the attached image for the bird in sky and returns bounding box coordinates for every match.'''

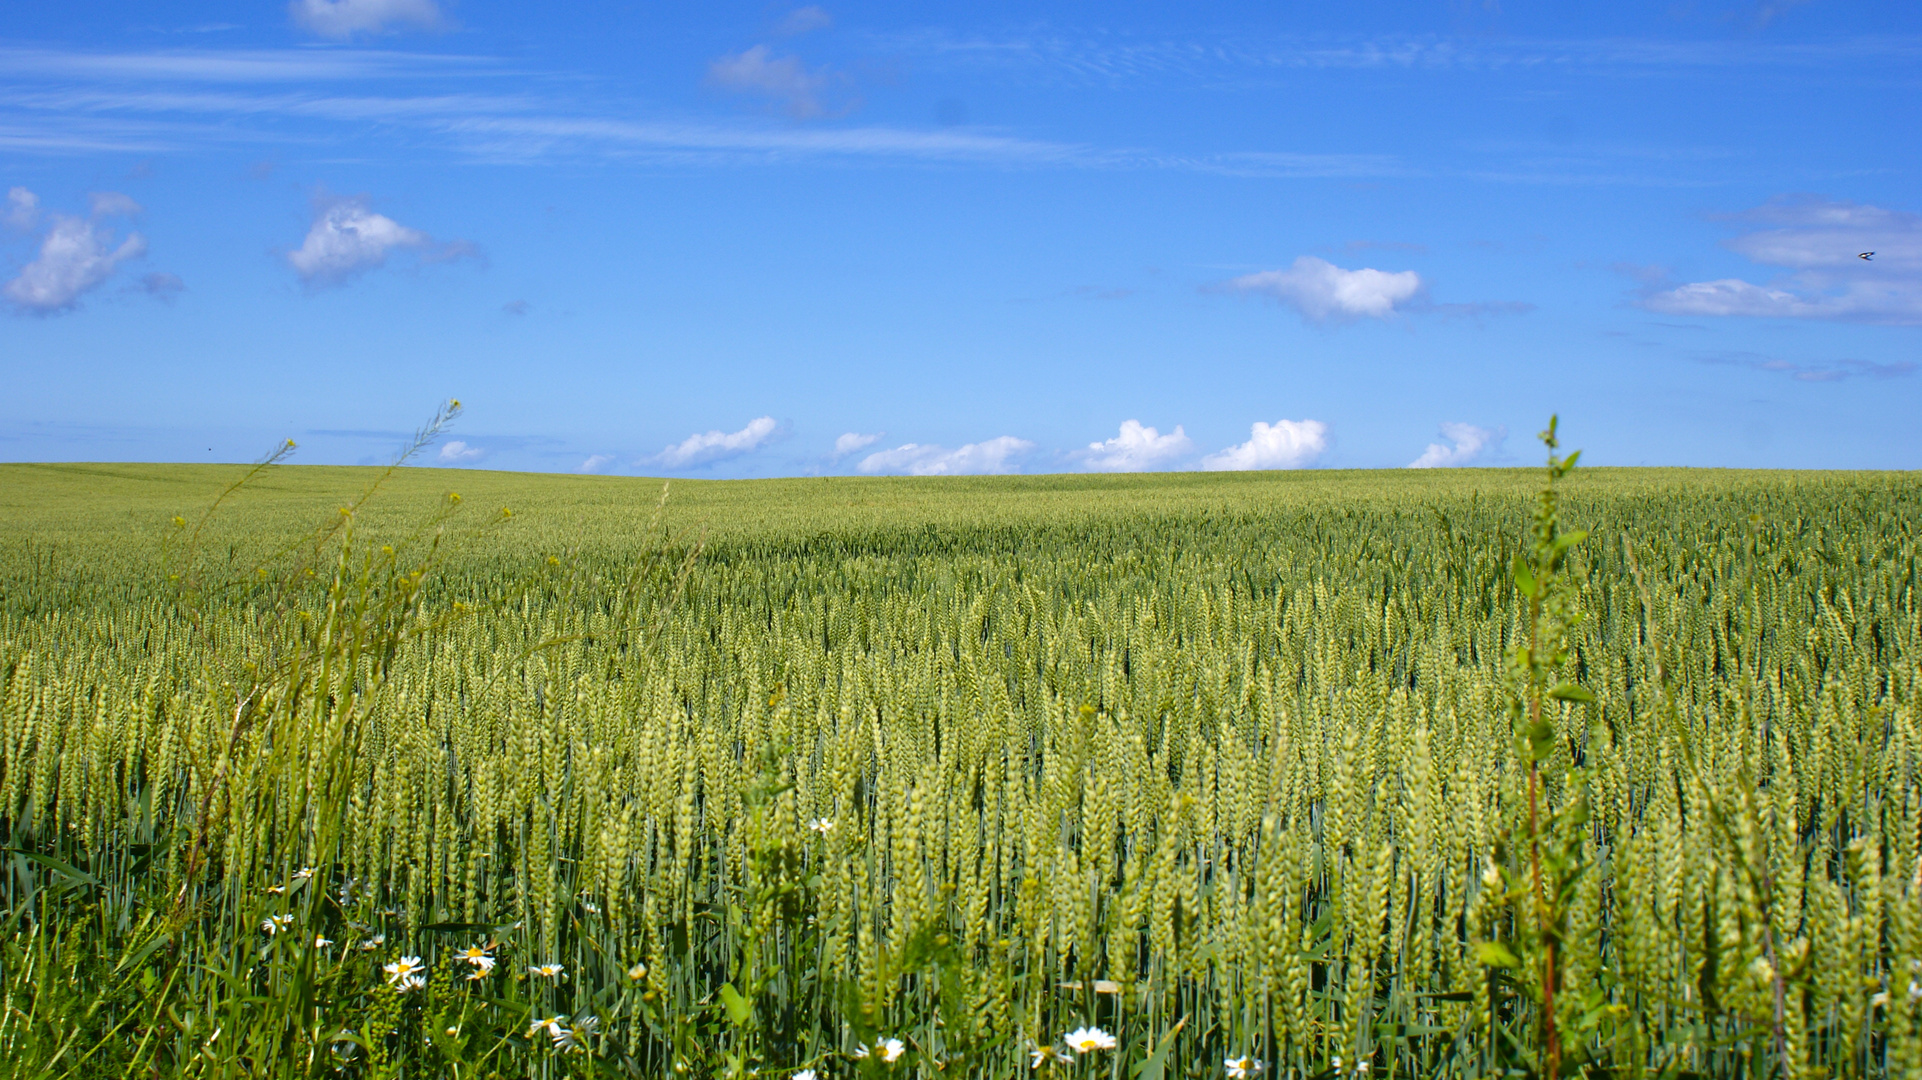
[1859,252,1874,260]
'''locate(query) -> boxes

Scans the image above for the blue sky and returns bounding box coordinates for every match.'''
[1,1,1918,475]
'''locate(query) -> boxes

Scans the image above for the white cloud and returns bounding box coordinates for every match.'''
[5,187,39,229]
[1224,256,1422,322]
[1201,419,1329,471]
[1407,422,1505,468]
[286,196,464,288]
[833,431,882,456]
[578,453,616,473]
[776,6,834,36]
[1077,420,1194,472]
[1641,197,1922,325]
[857,436,1034,476]
[706,46,838,119]
[289,0,445,38]
[88,191,141,218]
[0,45,487,83]
[437,440,483,464]
[4,208,146,313]
[651,416,781,468]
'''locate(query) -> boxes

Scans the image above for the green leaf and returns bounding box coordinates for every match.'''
[1552,529,1589,552]
[1548,683,1596,704]
[9,848,102,891]
[1475,941,1522,969]
[1526,721,1557,760]
[718,982,753,1028]
[1512,554,1538,599]
[1132,1017,1187,1080]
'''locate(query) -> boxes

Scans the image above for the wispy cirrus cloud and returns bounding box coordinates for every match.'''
[0,41,1845,185]
[289,0,447,40]
[1640,197,1922,325]
[0,45,490,82]
[874,28,1922,85]
[0,73,1090,164]
[858,435,1033,475]
[1696,351,1915,383]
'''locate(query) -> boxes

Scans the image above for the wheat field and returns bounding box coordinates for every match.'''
[1,454,1917,1078]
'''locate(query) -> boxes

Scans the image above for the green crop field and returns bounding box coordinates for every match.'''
[1,444,1919,1078]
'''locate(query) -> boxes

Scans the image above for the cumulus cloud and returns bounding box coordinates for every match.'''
[1640,197,1922,325]
[289,0,445,38]
[707,45,842,119]
[578,454,616,473]
[286,196,468,288]
[1223,256,1422,322]
[858,436,1034,476]
[776,5,833,35]
[6,187,41,230]
[437,440,484,464]
[1407,422,1505,468]
[3,194,146,314]
[651,416,781,469]
[1077,420,1194,472]
[1201,419,1329,471]
[833,431,882,457]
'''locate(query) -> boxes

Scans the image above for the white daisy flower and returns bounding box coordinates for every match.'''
[794,1071,818,1080]
[553,1014,599,1051]
[1226,1056,1267,1078]
[1063,1027,1116,1054]
[528,1015,567,1039]
[529,962,565,979]
[878,1038,906,1063]
[382,956,424,987]
[808,818,835,835]
[1030,1044,1072,1067]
